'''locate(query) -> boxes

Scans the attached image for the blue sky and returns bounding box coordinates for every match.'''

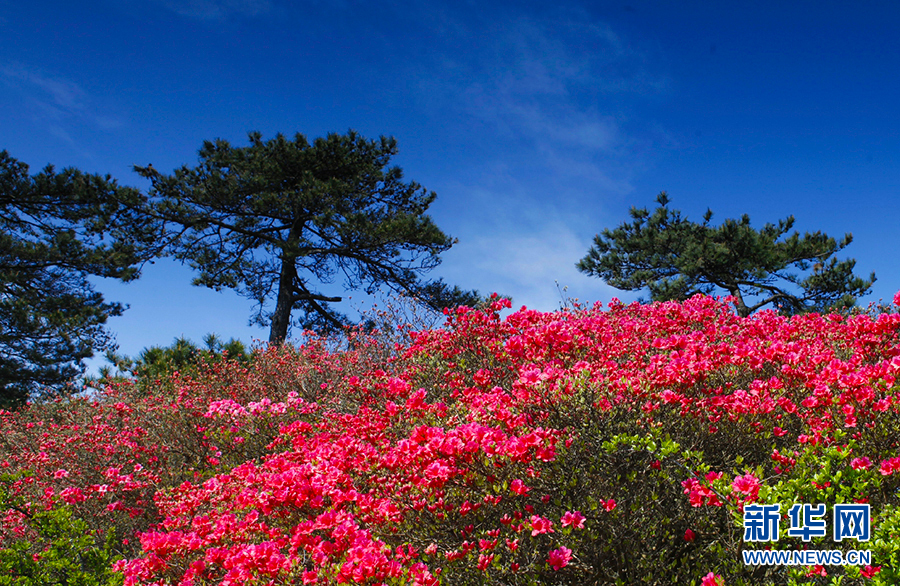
[2,1,899,366]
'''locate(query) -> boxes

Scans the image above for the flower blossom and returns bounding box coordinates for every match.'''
[509,478,530,496]
[560,510,585,529]
[861,565,881,578]
[530,515,554,536]
[851,457,871,471]
[731,473,760,502]
[547,547,572,570]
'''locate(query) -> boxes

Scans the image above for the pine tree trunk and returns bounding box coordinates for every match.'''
[269,257,295,345]
[729,286,751,317]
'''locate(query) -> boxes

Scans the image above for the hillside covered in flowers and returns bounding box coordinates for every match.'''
[2,293,900,585]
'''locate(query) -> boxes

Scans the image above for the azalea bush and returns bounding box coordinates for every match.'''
[0,472,123,586]
[0,333,390,569]
[2,292,900,585]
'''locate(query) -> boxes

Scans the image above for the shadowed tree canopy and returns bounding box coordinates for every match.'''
[577,192,875,317]
[0,150,155,407]
[136,130,481,343]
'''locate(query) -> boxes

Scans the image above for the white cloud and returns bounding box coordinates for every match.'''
[434,183,640,312]
[444,228,638,311]
[19,71,85,111]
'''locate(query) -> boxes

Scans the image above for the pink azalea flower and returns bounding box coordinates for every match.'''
[807,565,826,576]
[547,547,572,570]
[509,478,530,496]
[861,565,881,578]
[731,473,760,502]
[560,510,586,529]
[879,457,900,475]
[851,457,871,470]
[60,487,86,504]
[530,515,554,536]
[701,571,724,586]
[477,553,494,571]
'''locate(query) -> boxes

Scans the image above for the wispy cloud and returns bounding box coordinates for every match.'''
[412,10,672,215]
[411,9,668,307]
[0,64,123,144]
[157,0,271,21]
[438,203,639,312]
[427,14,667,155]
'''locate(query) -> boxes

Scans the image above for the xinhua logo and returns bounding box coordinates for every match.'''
[741,503,872,568]
[742,503,870,543]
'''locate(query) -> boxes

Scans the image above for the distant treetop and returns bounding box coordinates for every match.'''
[577,192,875,317]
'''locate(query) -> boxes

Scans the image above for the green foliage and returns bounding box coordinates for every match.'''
[0,473,122,586]
[497,381,746,584]
[94,333,251,386]
[0,151,156,408]
[577,192,875,317]
[869,506,900,585]
[135,130,477,342]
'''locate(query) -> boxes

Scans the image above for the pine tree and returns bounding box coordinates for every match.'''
[577,192,875,316]
[0,151,155,407]
[136,130,480,343]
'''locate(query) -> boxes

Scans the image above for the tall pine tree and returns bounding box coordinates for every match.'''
[137,130,480,343]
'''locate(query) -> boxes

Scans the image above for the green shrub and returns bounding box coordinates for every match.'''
[0,473,122,586]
